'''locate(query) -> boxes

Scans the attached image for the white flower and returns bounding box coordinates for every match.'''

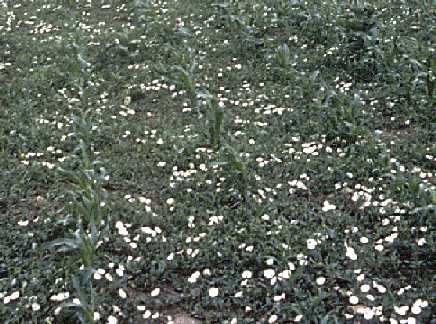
[278,270,292,279]
[373,282,386,293]
[394,305,409,316]
[407,317,416,324]
[417,238,426,246]
[18,220,29,226]
[273,293,285,302]
[263,269,275,279]
[118,288,127,299]
[295,315,303,322]
[241,270,253,279]
[138,196,152,205]
[303,146,317,154]
[50,292,69,301]
[93,312,101,321]
[363,307,374,320]
[411,304,421,315]
[373,306,383,316]
[321,200,336,212]
[188,271,201,283]
[349,296,359,305]
[375,244,385,252]
[166,198,175,205]
[266,258,274,265]
[143,310,152,319]
[107,315,118,324]
[10,291,20,300]
[360,284,370,293]
[307,238,317,250]
[150,288,160,297]
[268,314,278,323]
[360,237,369,244]
[345,244,357,260]
[208,287,219,298]
[316,277,326,285]
[116,268,124,277]
[32,303,41,311]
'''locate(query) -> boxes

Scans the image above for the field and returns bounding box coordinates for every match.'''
[0,0,435,323]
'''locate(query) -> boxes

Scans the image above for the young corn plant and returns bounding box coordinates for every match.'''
[203,94,251,207]
[169,47,201,111]
[425,55,434,102]
[223,145,250,204]
[207,96,225,151]
[49,225,101,323]
[275,43,291,68]
[48,115,110,323]
[274,43,296,80]
[213,144,251,214]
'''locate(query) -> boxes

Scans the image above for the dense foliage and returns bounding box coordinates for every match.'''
[0,0,434,323]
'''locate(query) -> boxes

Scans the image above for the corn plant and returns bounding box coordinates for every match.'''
[425,55,434,102]
[223,145,250,204]
[47,115,109,323]
[48,226,100,323]
[275,43,291,69]
[273,43,297,80]
[169,47,201,111]
[212,144,251,211]
[207,96,225,151]
[58,162,109,228]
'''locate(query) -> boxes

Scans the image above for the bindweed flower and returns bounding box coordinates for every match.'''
[345,244,357,260]
[107,315,118,324]
[360,284,370,293]
[208,287,219,298]
[188,271,201,283]
[118,288,127,299]
[150,288,160,297]
[307,238,317,250]
[263,269,275,279]
[241,270,253,279]
[349,296,359,304]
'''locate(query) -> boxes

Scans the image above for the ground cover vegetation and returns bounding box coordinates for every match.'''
[0,0,435,323]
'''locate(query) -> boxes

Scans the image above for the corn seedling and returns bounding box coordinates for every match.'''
[48,115,109,323]
[169,47,201,111]
[213,144,251,210]
[275,43,291,69]
[207,96,225,151]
